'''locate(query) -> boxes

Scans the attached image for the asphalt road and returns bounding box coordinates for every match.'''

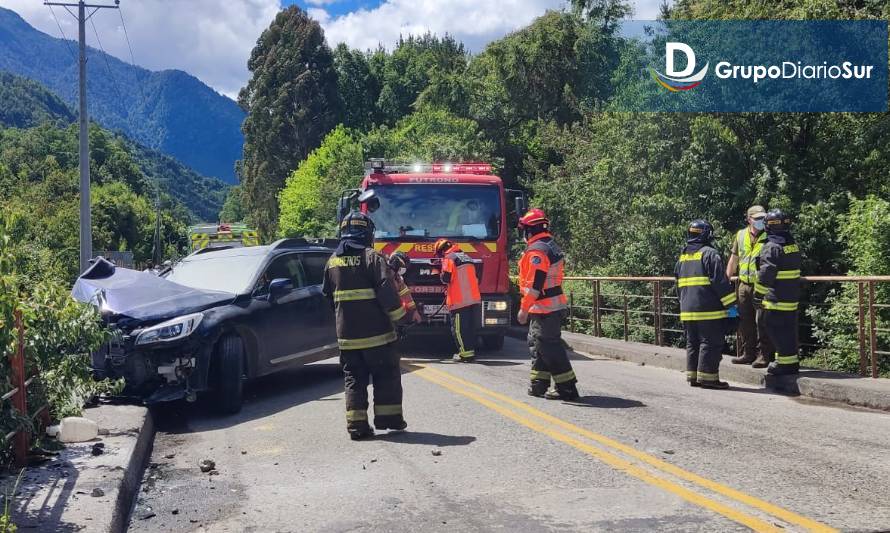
[129,337,890,532]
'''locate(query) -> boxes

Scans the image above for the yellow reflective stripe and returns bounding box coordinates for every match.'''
[686,371,697,379]
[483,242,497,252]
[720,293,738,306]
[456,350,475,359]
[679,252,703,262]
[374,404,403,416]
[333,288,376,302]
[454,312,466,353]
[680,310,728,321]
[678,276,710,287]
[763,301,798,311]
[338,331,397,350]
[346,410,368,422]
[530,370,551,381]
[553,370,576,384]
[697,372,719,381]
[776,354,799,365]
[388,306,406,321]
[783,244,800,254]
[776,270,801,280]
[399,287,411,296]
[754,283,768,295]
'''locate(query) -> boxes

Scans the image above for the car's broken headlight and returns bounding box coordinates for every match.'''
[135,313,204,346]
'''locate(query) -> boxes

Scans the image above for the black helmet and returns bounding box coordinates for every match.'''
[765,209,792,233]
[388,251,409,272]
[687,219,713,242]
[339,211,375,245]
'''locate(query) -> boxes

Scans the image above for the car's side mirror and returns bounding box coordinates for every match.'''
[269,278,294,303]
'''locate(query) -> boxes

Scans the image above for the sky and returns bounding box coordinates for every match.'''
[0,0,668,99]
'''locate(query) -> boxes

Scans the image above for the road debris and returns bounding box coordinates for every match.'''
[431,449,443,457]
[91,443,105,456]
[199,459,216,473]
[91,488,104,497]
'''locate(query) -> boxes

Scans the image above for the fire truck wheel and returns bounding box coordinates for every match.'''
[213,334,244,415]
[481,334,505,352]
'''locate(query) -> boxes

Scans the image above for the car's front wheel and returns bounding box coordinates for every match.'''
[214,334,244,415]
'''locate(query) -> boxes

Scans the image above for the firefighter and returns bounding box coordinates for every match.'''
[726,205,775,368]
[675,220,738,389]
[388,252,422,324]
[517,209,579,401]
[756,209,802,376]
[434,239,482,362]
[323,211,409,440]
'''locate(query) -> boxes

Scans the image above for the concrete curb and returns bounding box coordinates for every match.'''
[10,404,155,532]
[507,326,890,412]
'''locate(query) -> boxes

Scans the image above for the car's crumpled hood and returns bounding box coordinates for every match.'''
[72,257,236,323]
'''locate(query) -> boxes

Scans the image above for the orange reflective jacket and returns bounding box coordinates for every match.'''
[519,232,567,314]
[441,247,481,311]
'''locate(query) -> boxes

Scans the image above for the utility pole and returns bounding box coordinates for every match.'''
[45,1,119,273]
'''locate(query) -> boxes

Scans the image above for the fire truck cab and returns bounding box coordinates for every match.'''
[339,160,527,350]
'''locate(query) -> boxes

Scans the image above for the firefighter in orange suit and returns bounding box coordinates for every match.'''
[435,239,482,362]
[388,252,422,324]
[517,209,579,401]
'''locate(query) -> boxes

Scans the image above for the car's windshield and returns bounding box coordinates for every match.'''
[369,185,501,240]
[164,253,266,294]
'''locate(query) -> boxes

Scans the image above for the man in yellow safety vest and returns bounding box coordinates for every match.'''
[726,205,774,368]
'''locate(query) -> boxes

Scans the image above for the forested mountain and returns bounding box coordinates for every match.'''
[0,6,244,183]
[0,71,228,221]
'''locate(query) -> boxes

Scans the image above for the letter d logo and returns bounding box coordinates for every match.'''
[666,42,696,77]
[650,42,709,92]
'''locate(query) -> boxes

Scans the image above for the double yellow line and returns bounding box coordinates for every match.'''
[407,363,837,533]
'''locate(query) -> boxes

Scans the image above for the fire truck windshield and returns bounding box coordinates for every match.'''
[368,185,501,240]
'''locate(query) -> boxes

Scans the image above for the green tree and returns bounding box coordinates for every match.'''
[334,44,380,131]
[278,125,364,238]
[238,6,340,238]
[219,185,248,224]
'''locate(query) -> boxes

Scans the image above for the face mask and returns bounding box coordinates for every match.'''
[753,219,765,231]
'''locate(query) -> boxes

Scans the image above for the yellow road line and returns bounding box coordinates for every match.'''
[412,367,782,532]
[413,364,838,533]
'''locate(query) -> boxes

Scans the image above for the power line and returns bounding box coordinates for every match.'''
[47,4,76,60]
[88,16,125,105]
[117,7,149,112]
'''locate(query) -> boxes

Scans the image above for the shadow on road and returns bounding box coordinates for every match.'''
[151,362,345,434]
[375,431,476,447]
[566,395,646,409]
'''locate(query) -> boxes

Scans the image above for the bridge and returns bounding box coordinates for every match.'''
[124,279,890,532]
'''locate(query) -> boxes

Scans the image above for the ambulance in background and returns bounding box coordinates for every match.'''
[188,223,260,252]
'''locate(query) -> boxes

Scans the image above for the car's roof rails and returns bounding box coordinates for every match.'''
[189,245,235,257]
[271,238,339,250]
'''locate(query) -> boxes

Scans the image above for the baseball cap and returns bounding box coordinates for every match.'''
[747,205,766,219]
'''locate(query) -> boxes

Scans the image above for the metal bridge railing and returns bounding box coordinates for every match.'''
[562,275,890,378]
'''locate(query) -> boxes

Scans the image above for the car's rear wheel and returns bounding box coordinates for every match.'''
[214,334,244,415]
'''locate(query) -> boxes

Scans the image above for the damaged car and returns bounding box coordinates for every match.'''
[72,239,339,414]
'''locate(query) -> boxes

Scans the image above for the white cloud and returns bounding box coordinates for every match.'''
[0,0,279,98]
[0,0,670,96]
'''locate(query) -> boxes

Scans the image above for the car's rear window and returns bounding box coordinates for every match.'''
[165,253,266,294]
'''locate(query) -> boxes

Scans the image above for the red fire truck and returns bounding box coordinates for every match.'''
[338,160,527,350]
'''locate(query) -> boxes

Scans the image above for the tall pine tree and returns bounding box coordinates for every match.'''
[238,6,339,238]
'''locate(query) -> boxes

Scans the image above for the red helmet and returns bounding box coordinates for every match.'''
[434,238,453,257]
[518,208,550,230]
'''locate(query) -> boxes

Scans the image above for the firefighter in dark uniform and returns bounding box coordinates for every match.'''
[435,239,482,362]
[675,220,738,389]
[323,212,409,440]
[755,209,802,376]
[517,209,579,401]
